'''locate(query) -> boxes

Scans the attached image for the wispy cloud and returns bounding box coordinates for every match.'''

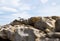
[0,6,18,12]
[0,0,20,7]
[0,0,60,25]
[40,0,48,3]
[12,11,31,19]
[19,4,31,11]
[38,6,60,16]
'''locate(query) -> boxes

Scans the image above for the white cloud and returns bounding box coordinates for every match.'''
[19,4,32,11]
[40,0,48,4]
[12,12,31,19]
[0,6,18,12]
[0,0,35,25]
[38,6,60,16]
[0,0,32,11]
[10,0,20,7]
[39,7,56,13]
[0,0,20,7]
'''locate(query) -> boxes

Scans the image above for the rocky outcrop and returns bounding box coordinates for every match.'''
[0,25,46,41]
[34,17,55,33]
[0,16,60,41]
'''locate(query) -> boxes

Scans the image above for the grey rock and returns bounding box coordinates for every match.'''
[28,17,42,26]
[55,19,60,32]
[34,17,56,34]
[51,16,60,20]
[47,32,60,38]
[1,16,60,41]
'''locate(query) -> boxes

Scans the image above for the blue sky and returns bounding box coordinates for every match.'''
[0,0,60,25]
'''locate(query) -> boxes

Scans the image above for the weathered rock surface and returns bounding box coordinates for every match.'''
[0,25,46,41]
[51,16,60,20]
[34,17,55,33]
[28,17,42,26]
[55,19,60,32]
[0,16,60,41]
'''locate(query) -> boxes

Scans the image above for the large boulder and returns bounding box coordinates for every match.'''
[55,19,60,32]
[13,25,46,41]
[47,32,60,38]
[1,16,60,41]
[13,25,36,41]
[51,16,60,20]
[50,16,60,32]
[34,17,56,34]
[0,24,45,41]
[10,18,28,26]
[28,17,42,26]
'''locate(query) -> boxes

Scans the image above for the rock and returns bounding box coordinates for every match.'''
[51,16,60,20]
[52,32,60,38]
[21,19,28,25]
[47,32,60,38]
[55,19,60,32]
[1,16,60,41]
[34,19,47,30]
[14,25,46,41]
[0,25,38,41]
[10,20,21,26]
[45,29,51,33]
[28,17,42,26]
[10,18,28,26]
[34,17,56,34]
[0,24,47,41]
[0,37,11,41]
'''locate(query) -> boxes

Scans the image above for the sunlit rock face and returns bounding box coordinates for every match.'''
[0,25,45,41]
[0,16,60,41]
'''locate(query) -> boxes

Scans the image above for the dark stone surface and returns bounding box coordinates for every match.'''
[55,19,60,32]
[0,37,11,41]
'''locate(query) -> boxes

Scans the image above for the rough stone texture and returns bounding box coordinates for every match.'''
[28,17,42,26]
[51,16,60,20]
[55,19,60,32]
[0,25,41,41]
[0,16,60,41]
[10,20,22,26]
[34,17,55,34]
[45,32,60,38]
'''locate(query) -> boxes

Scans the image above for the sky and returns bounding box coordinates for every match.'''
[0,0,60,25]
